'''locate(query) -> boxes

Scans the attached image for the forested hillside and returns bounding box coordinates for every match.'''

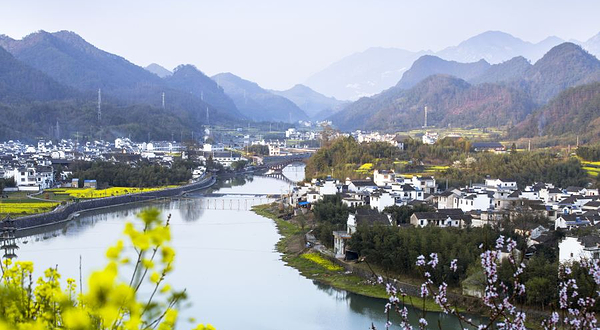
[330,75,535,131]
[512,82,600,142]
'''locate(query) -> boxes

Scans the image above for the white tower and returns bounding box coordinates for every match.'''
[162,92,165,109]
[424,106,428,128]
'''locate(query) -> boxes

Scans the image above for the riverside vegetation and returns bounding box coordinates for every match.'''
[305,136,594,189]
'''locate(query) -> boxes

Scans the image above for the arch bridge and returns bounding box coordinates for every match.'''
[261,153,312,171]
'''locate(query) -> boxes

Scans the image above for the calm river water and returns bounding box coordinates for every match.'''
[15,164,477,329]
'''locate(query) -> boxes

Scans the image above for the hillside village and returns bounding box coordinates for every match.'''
[289,169,600,267]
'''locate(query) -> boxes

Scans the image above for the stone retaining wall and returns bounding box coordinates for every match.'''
[2,176,216,230]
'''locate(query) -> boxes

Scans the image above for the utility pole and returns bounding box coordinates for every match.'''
[97,89,102,122]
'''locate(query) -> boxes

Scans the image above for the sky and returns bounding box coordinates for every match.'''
[0,0,599,90]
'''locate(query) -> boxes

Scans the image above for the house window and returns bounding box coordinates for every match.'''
[420,220,424,226]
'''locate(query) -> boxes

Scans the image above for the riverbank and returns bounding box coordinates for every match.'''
[252,203,450,312]
[253,203,553,328]
[2,175,216,231]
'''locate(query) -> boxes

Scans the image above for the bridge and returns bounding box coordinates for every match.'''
[256,172,296,184]
[261,153,312,171]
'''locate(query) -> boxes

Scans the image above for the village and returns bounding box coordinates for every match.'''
[287,169,600,267]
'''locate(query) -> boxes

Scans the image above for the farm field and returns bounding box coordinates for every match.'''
[0,191,60,218]
[582,161,600,177]
[399,127,505,140]
[46,186,177,199]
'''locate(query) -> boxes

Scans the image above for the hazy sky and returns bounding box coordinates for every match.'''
[0,0,599,90]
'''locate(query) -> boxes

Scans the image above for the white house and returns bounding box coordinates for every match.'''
[347,209,393,235]
[307,190,322,203]
[559,236,600,264]
[268,145,281,156]
[342,197,366,208]
[369,189,395,212]
[454,193,492,212]
[373,170,395,187]
[555,214,592,230]
[346,179,377,193]
[411,176,436,194]
[320,177,339,196]
[485,178,518,191]
[410,210,469,228]
[11,166,54,191]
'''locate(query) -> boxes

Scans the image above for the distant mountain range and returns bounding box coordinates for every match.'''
[304,47,428,101]
[0,30,326,141]
[270,84,348,120]
[329,42,600,134]
[2,29,600,144]
[306,30,600,100]
[212,73,309,123]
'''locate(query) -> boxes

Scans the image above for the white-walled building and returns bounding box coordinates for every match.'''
[370,189,395,212]
[559,236,600,264]
[373,170,395,187]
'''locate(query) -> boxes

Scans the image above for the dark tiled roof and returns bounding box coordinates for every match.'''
[351,180,376,187]
[354,209,390,226]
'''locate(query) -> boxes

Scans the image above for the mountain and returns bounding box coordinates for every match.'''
[270,84,347,120]
[212,73,309,123]
[145,63,172,78]
[0,31,163,91]
[307,31,567,100]
[0,45,73,103]
[521,42,600,103]
[0,30,244,125]
[512,82,600,141]
[304,47,428,101]
[578,33,600,59]
[469,56,532,85]
[437,31,564,64]
[395,55,491,89]
[164,65,241,118]
[0,30,248,141]
[329,75,534,131]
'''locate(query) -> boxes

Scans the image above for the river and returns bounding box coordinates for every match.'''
[14,164,477,329]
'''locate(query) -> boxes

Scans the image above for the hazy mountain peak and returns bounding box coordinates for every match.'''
[145,63,172,78]
[271,83,347,119]
[459,30,527,46]
[213,72,309,122]
[396,55,490,89]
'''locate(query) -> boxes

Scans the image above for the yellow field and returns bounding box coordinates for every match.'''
[355,163,373,174]
[581,161,600,177]
[301,253,343,271]
[47,186,177,199]
[0,202,60,215]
